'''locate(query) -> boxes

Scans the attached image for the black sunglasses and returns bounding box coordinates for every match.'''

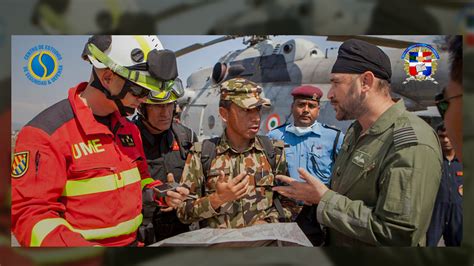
[120,78,150,98]
[435,92,462,118]
[128,83,150,98]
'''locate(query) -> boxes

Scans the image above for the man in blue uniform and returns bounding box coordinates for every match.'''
[426,123,463,246]
[267,85,343,245]
[267,85,343,185]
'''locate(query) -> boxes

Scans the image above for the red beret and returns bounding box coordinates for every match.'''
[291,85,323,101]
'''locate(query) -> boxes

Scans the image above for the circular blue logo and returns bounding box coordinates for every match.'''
[23,45,63,85]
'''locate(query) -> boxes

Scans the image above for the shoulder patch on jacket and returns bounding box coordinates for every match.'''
[393,126,418,150]
[11,151,29,178]
[118,134,135,147]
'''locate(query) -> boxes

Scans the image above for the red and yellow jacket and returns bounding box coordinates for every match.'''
[11,83,156,246]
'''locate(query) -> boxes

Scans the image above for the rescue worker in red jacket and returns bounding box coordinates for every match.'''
[11,35,189,247]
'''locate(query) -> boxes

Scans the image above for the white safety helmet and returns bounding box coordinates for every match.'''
[82,35,180,93]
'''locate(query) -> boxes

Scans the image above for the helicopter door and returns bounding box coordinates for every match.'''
[183,104,207,137]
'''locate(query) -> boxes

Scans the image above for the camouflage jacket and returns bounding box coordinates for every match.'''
[177,133,291,228]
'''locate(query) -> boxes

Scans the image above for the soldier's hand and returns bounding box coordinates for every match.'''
[273,168,329,204]
[211,170,249,208]
[164,173,190,211]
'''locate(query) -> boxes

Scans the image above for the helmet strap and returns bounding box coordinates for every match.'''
[91,69,135,116]
[172,102,177,119]
[114,98,135,117]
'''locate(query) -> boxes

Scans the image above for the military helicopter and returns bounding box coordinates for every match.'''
[173,35,449,139]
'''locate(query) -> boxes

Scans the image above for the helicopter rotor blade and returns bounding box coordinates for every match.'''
[174,35,238,57]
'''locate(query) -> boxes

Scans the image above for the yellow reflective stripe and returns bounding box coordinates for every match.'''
[141,177,154,189]
[62,168,141,197]
[87,43,163,93]
[133,36,152,60]
[30,214,143,246]
[31,218,74,246]
[78,214,142,241]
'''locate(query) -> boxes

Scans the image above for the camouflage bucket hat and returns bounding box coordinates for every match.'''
[220,78,271,109]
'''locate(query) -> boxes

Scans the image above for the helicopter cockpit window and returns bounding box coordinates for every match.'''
[208,115,215,130]
[260,55,291,82]
[221,55,291,83]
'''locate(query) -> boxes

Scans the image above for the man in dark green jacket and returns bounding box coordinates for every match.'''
[274,39,442,246]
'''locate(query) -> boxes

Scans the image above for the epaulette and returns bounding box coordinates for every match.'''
[271,139,285,148]
[191,142,202,152]
[321,123,341,132]
[393,118,418,150]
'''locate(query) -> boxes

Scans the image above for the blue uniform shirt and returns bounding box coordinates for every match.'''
[267,121,344,184]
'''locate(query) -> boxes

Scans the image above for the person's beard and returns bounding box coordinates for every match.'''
[336,79,368,121]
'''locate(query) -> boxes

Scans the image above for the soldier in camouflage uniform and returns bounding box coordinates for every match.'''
[274,39,442,246]
[177,78,291,228]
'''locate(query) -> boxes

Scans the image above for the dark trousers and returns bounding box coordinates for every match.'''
[426,202,462,246]
[138,210,190,246]
[295,205,325,246]
[152,210,189,242]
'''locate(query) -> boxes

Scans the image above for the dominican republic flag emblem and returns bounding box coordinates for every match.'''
[409,51,432,76]
[401,43,440,84]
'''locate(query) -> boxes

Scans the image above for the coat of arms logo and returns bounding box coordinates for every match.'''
[401,43,440,84]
